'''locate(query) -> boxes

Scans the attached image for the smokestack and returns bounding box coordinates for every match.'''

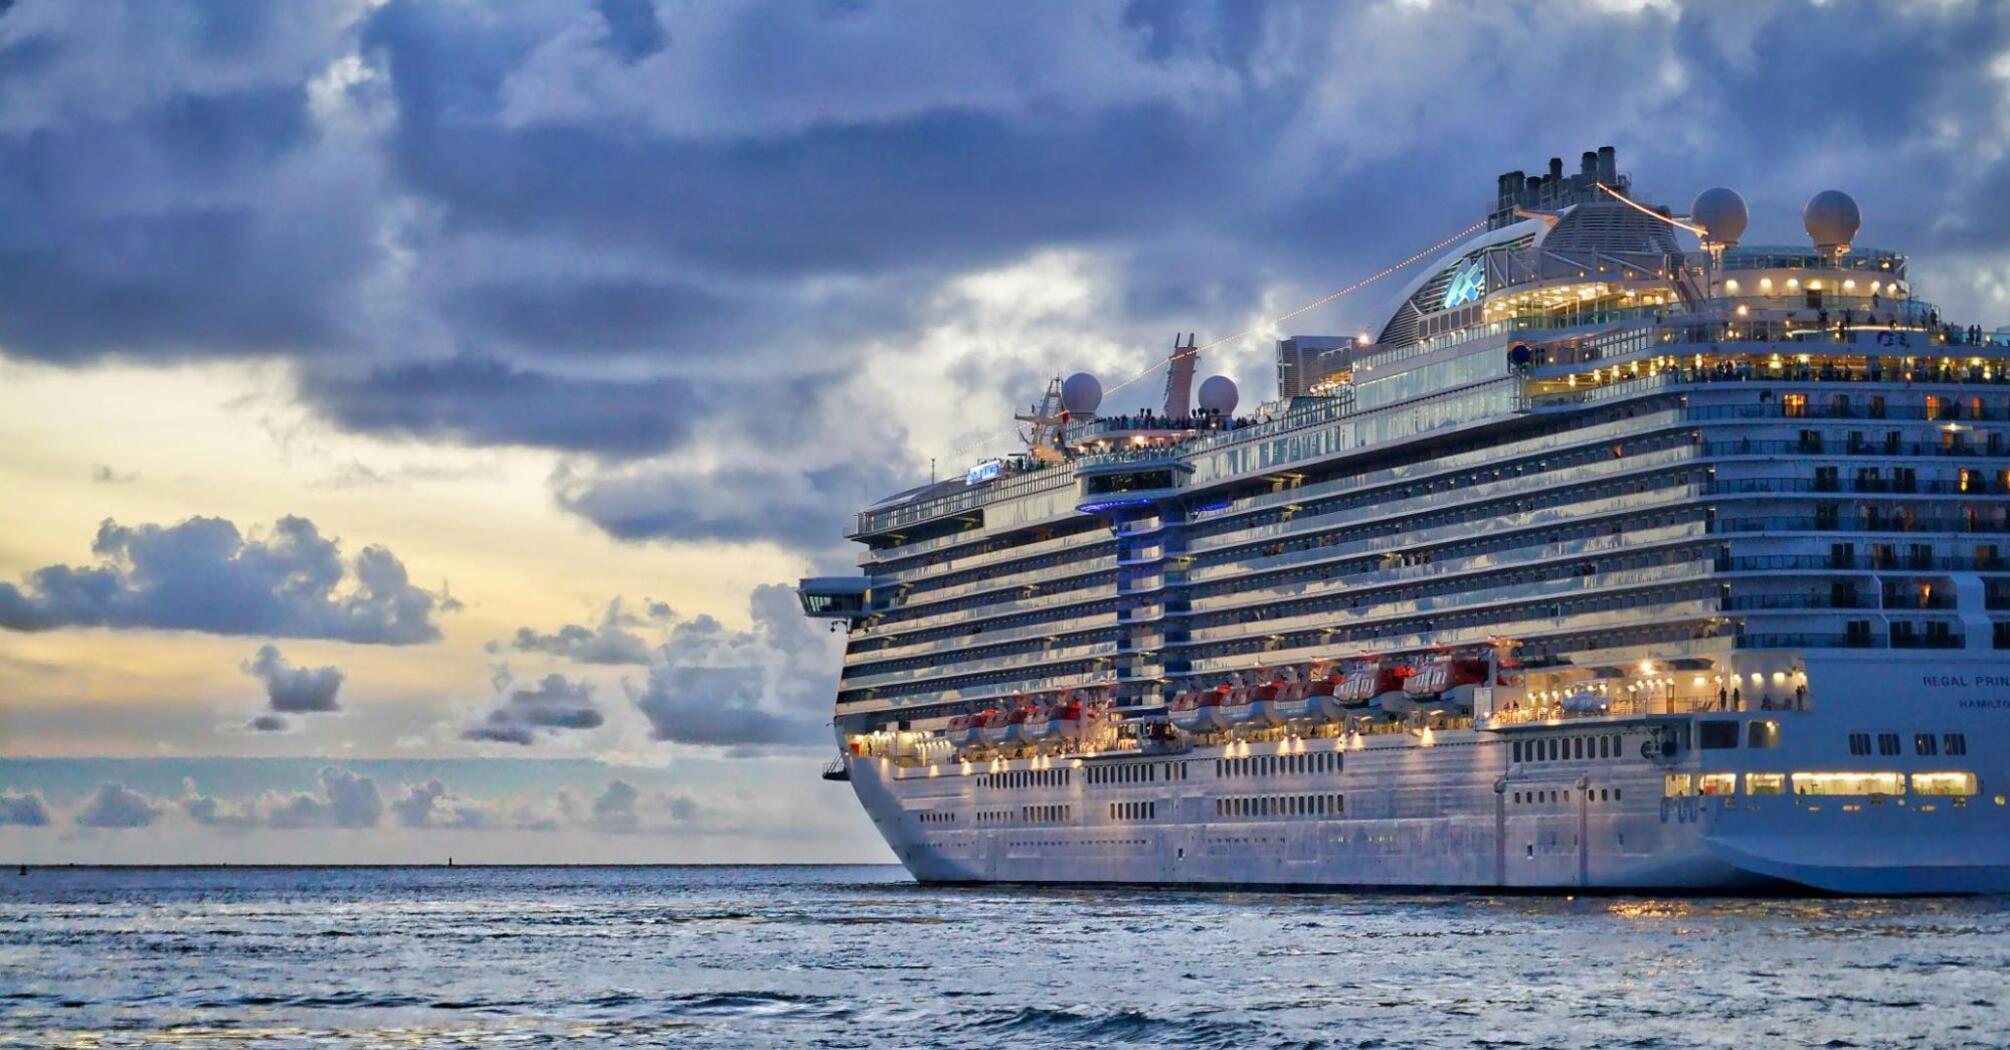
[1580,151,1598,178]
[1548,156,1564,183]
[1597,145,1617,184]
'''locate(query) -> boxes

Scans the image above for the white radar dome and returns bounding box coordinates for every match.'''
[1197,375,1239,417]
[1804,189,1861,256]
[1060,372,1103,416]
[1690,187,1748,249]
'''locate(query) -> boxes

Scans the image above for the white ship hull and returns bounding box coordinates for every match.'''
[806,148,2010,898]
[844,652,2010,894]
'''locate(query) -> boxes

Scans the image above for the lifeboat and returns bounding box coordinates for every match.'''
[983,699,1029,745]
[1235,675,1285,726]
[1003,701,1049,745]
[1041,696,1091,745]
[1325,666,1407,718]
[1270,666,1321,723]
[944,712,978,750]
[1303,668,1342,722]
[1169,685,1231,733]
[1389,656,1491,716]
[1217,673,1260,724]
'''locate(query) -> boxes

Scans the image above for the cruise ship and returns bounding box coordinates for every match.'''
[799,147,2010,894]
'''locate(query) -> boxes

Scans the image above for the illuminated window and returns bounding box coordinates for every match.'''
[1791,772,1906,796]
[1747,773,1786,796]
[1782,394,1808,418]
[1748,720,1781,749]
[1663,773,1694,798]
[1699,772,1736,796]
[1912,772,1978,796]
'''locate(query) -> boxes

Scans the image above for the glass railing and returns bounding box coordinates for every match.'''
[1188,520,1708,615]
[1186,443,1700,559]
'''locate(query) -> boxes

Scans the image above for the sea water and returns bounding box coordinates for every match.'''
[3,865,2006,1048]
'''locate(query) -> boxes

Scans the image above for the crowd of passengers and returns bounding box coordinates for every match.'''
[1092,407,1252,433]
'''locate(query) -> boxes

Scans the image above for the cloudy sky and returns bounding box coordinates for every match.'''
[4,0,2010,863]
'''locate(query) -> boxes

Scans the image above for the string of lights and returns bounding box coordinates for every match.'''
[1096,219,1490,403]
[1594,181,1705,237]
[944,218,1488,460]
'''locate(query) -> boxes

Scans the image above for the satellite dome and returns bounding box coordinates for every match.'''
[1689,187,1748,249]
[1196,375,1239,417]
[1060,372,1102,416]
[1804,189,1861,256]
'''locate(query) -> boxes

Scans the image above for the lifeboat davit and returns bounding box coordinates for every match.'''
[1388,656,1490,716]
[1169,685,1231,733]
[1325,666,1406,719]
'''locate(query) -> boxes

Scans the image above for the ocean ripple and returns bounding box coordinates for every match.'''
[2,866,2007,1049]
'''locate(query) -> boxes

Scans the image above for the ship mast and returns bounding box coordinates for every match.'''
[1163,333,1198,420]
[1015,376,1071,464]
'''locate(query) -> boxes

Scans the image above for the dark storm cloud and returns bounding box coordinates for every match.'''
[247,714,291,733]
[443,279,730,355]
[8,0,2010,564]
[242,644,345,714]
[509,598,654,665]
[554,460,909,550]
[462,672,606,745]
[593,0,666,63]
[0,4,374,363]
[74,782,162,829]
[625,584,834,747]
[0,515,449,644]
[298,353,707,459]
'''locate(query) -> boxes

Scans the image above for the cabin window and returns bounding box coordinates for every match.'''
[1699,773,1736,796]
[1699,721,1740,749]
[1848,732,1871,756]
[1663,773,1693,798]
[1513,742,1523,762]
[1748,720,1781,749]
[1791,772,1905,796]
[1946,733,1968,756]
[1747,773,1785,796]
[1912,772,1978,796]
[1915,733,1938,757]
[1878,733,1901,756]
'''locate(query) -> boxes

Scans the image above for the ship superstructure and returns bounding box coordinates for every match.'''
[799,147,2010,893]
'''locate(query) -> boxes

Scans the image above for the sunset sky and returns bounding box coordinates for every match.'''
[6,0,2010,862]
